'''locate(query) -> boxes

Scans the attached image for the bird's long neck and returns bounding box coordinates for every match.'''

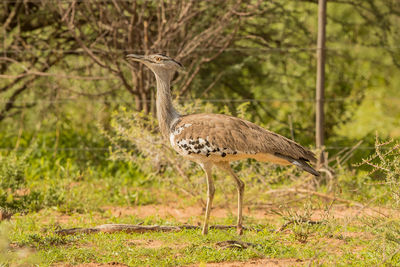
[155,74,180,139]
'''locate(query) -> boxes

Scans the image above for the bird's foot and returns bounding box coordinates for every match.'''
[202,226,208,235]
[237,226,243,235]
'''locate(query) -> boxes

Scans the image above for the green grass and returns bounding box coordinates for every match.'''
[2,199,400,266]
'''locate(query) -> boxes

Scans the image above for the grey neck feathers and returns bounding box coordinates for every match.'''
[155,74,180,139]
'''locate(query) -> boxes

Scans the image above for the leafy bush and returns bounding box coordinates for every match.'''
[358,136,400,205]
[0,150,30,213]
[0,154,26,192]
[0,121,149,215]
[0,148,65,214]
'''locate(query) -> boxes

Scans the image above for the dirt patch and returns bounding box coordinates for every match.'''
[103,203,393,226]
[341,231,374,240]
[126,238,188,249]
[310,204,393,220]
[103,203,295,222]
[103,204,240,222]
[126,239,165,249]
[187,258,303,266]
[38,212,77,225]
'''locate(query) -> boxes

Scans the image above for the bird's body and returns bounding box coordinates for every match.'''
[127,53,319,235]
[170,113,317,168]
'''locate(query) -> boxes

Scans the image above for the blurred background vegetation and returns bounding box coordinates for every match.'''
[0,0,400,215]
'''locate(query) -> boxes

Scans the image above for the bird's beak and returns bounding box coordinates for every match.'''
[126,54,145,62]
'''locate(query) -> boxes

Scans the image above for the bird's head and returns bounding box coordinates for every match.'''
[126,53,182,81]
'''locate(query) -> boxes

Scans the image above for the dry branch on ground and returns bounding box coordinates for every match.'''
[56,224,256,236]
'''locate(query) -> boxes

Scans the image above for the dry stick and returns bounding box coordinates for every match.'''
[329,140,363,166]
[340,195,385,239]
[201,71,225,96]
[249,196,309,208]
[276,219,322,233]
[0,71,116,80]
[337,140,363,166]
[318,167,335,192]
[170,183,206,208]
[381,245,400,265]
[56,224,256,236]
[215,240,258,249]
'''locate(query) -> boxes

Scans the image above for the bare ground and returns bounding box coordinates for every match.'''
[103,202,392,222]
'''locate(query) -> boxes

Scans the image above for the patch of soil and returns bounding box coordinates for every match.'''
[341,231,374,240]
[104,204,240,222]
[315,237,347,255]
[126,238,188,249]
[126,239,165,249]
[38,211,77,224]
[310,204,392,220]
[104,202,393,224]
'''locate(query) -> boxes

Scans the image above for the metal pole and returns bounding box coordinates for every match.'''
[316,0,327,166]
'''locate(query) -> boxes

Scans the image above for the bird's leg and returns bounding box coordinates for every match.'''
[230,169,245,235]
[217,162,245,235]
[200,162,214,235]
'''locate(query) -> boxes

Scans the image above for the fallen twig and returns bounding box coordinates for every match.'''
[381,245,400,265]
[56,224,257,236]
[215,240,258,249]
[276,219,323,232]
[0,210,13,221]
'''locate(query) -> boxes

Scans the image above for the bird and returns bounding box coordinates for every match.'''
[126,53,320,235]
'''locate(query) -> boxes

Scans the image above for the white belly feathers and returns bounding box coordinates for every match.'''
[169,123,239,159]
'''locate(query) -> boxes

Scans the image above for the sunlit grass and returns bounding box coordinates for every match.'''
[2,200,400,266]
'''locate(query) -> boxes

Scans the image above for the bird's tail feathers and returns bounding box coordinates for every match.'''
[292,158,320,176]
[275,153,320,176]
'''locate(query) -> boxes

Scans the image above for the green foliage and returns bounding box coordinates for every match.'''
[0,119,150,215]
[0,152,27,192]
[357,136,400,205]
[272,202,329,244]
[0,149,33,213]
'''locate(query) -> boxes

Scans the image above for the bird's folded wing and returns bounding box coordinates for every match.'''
[172,113,316,163]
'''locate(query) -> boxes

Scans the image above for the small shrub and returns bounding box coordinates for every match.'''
[0,154,26,191]
[0,148,67,214]
[357,135,400,205]
[273,202,326,243]
[0,151,29,213]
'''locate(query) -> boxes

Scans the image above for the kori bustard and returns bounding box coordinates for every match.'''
[127,54,319,235]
